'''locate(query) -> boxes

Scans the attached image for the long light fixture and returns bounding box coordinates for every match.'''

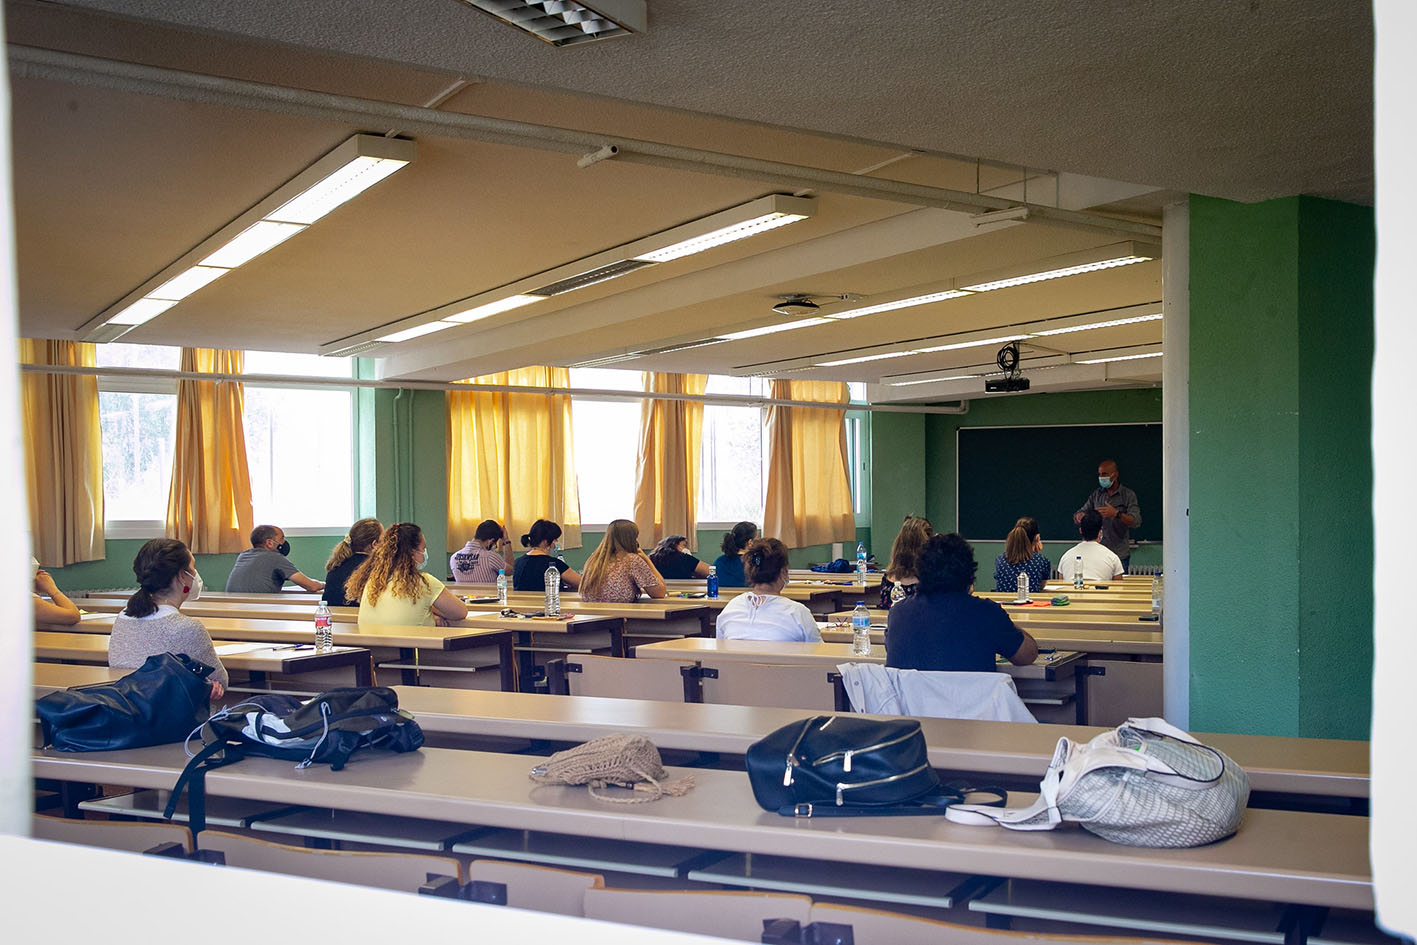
[956,241,1160,292]
[1077,349,1163,364]
[87,134,415,342]
[455,0,646,46]
[338,194,816,355]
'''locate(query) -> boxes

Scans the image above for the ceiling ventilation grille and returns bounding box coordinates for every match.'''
[529,258,656,296]
[455,0,646,46]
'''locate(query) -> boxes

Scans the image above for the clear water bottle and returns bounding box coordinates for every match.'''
[1073,556,1085,590]
[851,601,872,656]
[314,600,332,652]
[1151,571,1164,616]
[496,569,508,607]
[1016,571,1030,603]
[889,581,906,605]
[544,562,561,616]
[856,542,868,585]
[707,565,719,599]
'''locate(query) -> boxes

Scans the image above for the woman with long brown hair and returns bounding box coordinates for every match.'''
[878,515,933,609]
[579,519,667,603]
[347,522,468,626]
[993,516,1051,593]
[322,517,383,607]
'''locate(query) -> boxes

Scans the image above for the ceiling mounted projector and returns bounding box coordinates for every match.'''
[772,295,820,316]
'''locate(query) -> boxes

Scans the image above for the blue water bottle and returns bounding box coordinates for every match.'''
[856,541,868,585]
[707,565,719,599]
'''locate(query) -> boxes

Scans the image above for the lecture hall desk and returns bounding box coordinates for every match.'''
[30,743,1373,910]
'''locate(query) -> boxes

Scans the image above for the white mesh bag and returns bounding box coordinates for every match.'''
[944,717,1250,847]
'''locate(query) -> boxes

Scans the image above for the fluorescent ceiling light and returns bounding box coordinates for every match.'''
[455,0,646,46]
[200,221,307,268]
[1076,351,1164,364]
[633,211,809,263]
[816,350,918,367]
[441,294,544,324]
[147,265,230,301]
[889,373,984,386]
[266,155,410,225]
[825,289,972,320]
[718,317,832,342]
[1030,312,1162,336]
[916,334,1032,354]
[376,321,460,343]
[958,241,1159,293]
[107,298,178,326]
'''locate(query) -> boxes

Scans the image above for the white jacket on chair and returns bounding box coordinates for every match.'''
[837,663,1037,723]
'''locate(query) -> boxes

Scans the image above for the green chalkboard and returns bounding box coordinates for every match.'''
[956,423,1162,544]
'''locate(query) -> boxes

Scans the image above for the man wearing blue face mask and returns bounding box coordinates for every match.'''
[225,524,326,593]
[1073,459,1141,571]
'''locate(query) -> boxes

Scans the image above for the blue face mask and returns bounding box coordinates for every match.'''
[1098,476,1113,489]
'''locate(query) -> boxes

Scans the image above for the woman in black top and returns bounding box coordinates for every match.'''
[322,517,382,606]
[512,519,582,592]
[648,535,711,580]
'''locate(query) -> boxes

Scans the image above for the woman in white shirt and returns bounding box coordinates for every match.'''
[714,538,821,642]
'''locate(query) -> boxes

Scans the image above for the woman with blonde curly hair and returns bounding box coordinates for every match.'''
[347,522,468,626]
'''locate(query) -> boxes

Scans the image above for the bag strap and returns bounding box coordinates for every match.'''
[164,738,243,834]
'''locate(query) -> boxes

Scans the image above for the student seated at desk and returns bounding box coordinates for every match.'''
[579,520,667,603]
[711,521,757,588]
[322,517,382,607]
[885,532,1038,673]
[348,523,468,627]
[993,516,1052,593]
[109,538,227,698]
[878,515,932,609]
[225,524,325,594]
[715,538,821,642]
[648,534,711,580]
[32,556,80,626]
[450,519,513,583]
[1057,510,1125,585]
[512,519,581,592]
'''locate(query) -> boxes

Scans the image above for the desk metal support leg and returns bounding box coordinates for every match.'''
[498,635,519,692]
[397,648,418,687]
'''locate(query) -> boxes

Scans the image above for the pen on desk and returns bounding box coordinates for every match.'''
[272,644,312,651]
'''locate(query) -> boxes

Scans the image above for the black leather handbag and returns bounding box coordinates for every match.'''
[35,652,214,752]
[746,715,996,817]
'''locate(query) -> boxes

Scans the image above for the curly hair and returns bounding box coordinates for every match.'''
[346,522,428,606]
[916,532,979,595]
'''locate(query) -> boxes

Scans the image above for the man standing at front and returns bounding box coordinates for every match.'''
[1073,459,1141,571]
[225,525,325,593]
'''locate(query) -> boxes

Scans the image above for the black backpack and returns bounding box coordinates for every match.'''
[166,687,423,831]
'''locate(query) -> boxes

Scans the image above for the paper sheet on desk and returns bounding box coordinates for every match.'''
[79,611,111,620]
[214,643,282,655]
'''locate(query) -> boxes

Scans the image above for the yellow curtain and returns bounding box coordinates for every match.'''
[447,366,582,549]
[20,339,105,566]
[166,348,254,554]
[632,372,707,549]
[762,379,855,548]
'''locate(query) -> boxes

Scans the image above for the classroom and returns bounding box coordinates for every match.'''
[7,2,1411,942]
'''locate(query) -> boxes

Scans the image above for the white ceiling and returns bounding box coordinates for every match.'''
[7,0,1371,400]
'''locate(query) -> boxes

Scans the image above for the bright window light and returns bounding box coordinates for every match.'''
[1076,351,1164,364]
[266,155,409,225]
[960,255,1152,292]
[915,334,1032,354]
[147,265,230,301]
[376,321,459,343]
[200,221,307,268]
[441,294,543,324]
[1029,312,1163,335]
[825,289,973,320]
[108,298,179,325]
[632,212,808,263]
[717,317,832,342]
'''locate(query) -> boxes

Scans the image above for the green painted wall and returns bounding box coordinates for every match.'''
[1189,194,1373,739]
[869,412,927,564]
[47,536,342,595]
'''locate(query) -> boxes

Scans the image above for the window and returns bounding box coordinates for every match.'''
[95,344,180,531]
[242,351,356,530]
[699,375,765,524]
[569,369,641,526]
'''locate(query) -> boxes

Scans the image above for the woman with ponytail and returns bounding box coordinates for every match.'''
[108,538,227,698]
[714,538,820,642]
[348,522,468,627]
[993,516,1051,593]
[323,518,383,606]
[710,521,758,588]
[512,519,581,592]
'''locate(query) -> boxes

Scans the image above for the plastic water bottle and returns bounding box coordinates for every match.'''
[314,600,332,652]
[496,569,508,607]
[1151,572,1164,616]
[856,542,868,585]
[707,565,719,599]
[851,601,872,656]
[1016,571,1030,603]
[544,562,561,617]
[1073,556,1085,590]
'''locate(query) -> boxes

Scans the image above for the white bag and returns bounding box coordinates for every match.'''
[945,717,1250,847]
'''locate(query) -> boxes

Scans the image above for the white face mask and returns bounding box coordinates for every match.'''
[185,569,204,602]
[414,548,428,570]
